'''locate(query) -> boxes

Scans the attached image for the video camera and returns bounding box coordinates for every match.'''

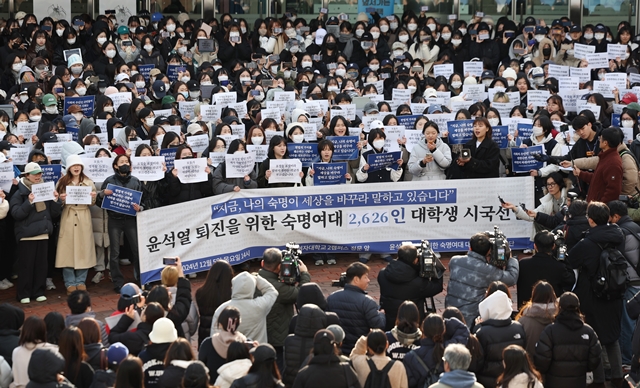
[332,272,347,287]
[487,226,508,269]
[620,189,640,209]
[552,229,567,261]
[400,240,443,280]
[279,242,302,285]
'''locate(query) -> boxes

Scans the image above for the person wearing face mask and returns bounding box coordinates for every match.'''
[93,41,126,85]
[212,139,258,194]
[136,36,167,73]
[41,94,60,123]
[95,154,143,293]
[67,54,85,81]
[337,22,361,61]
[591,24,609,53]
[164,144,213,205]
[468,23,501,74]
[408,28,440,72]
[532,36,556,67]
[84,25,111,64]
[136,108,155,140]
[350,32,380,70]
[218,25,252,71]
[448,31,470,74]
[408,120,452,181]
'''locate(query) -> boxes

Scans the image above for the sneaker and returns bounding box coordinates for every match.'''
[327,259,337,265]
[11,274,17,280]
[188,273,197,279]
[3,279,13,288]
[67,285,77,295]
[0,279,11,290]
[35,296,46,302]
[46,278,56,290]
[76,284,86,291]
[315,259,324,266]
[523,249,533,254]
[19,298,30,304]
[119,259,131,266]
[91,272,104,284]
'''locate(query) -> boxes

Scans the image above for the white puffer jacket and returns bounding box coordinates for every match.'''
[407,137,452,180]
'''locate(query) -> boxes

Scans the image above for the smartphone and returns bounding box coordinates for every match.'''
[513,48,526,55]
[524,26,534,33]
[246,62,257,69]
[396,54,405,60]
[313,54,322,61]
[130,295,141,304]
[54,87,64,93]
[177,66,186,72]
[261,79,274,87]
[74,20,85,26]
[469,29,477,35]
[625,374,636,386]
[316,77,327,85]
[520,203,528,212]
[42,25,52,31]
[461,148,471,159]
[184,51,193,59]
[505,31,515,38]
[327,62,336,70]
[479,33,490,40]
[285,12,292,18]
[320,7,328,14]
[339,14,349,20]
[269,54,280,62]
[411,66,422,73]
[475,11,485,17]
[182,39,190,45]
[283,62,293,68]
[563,21,571,27]
[498,195,506,205]
[162,31,170,38]
[421,5,429,11]
[251,90,260,96]
[448,14,457,19]
[163,257,177,265]
[300,26,310,33]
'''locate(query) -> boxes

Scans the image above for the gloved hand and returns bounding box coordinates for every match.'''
[531,152,551,163]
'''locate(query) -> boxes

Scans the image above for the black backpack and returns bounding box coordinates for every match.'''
[592,243,629,300]
[363,358,395,388]
[408,350,441,388]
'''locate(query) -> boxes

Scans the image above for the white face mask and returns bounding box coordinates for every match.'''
[97,37,107,45]
[103,106,113,113]
[373,139,385,149]
[390,22,398,30]
[218,75,228,82]
[201,81,212,86]
[254,92,265,101]
[190,91,200,99]
[30,115,41,122]
[146,117,155,127]
[535,34,545,42]
[335,69,346,77]
[369,64,379,71]
[178,46,187,54]
[213,65,222,71]
[19,95,28,103]
[380,25,389,33]
[0,122,8,130]
[451,81,462,89]
[407,24,418,31]
[144,44,154,52]
[371,32,380,40]
[393,50,404,58]
[241,27,247,34]
[399,35,409,43]
[595,33,605,40]
[441,33,451,40]
[230,32,239,37]
[251,136,264,145]
[427,23,436,31]
[285,28,296,38]
[355,29,364,38]
[181,76,190,83]
[67,38,76,45]
[56,29,64,37]
[165,83,171,91]
[459,28,467,36]
[166,24,176,33]
[72,113,83,122]
[532,126,544,137]
[12,63,21,72]
[408,85,417,93]
[0,131,5,139]
[283,70,291,79]
[483,80,493,88]
[584,33,594,40]
[328,86,340,92]
[290,46,299,54]
[622,120,634,128]
[302,61,312,68]
[452,39,462,46]
[567,49,575,55]
[106,49,116,58]
[76,87,87,96]
[508,80,515,87]
[135,81,146,88]
[271,66,278,74]
[240,77,251,84]
[45,106,58,114]
[292,134,304,143]
[488,118,499,127]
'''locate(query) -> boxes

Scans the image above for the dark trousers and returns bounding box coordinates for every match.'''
[275,346,284,373]
[16,239,48,300]
[108,217,139,288]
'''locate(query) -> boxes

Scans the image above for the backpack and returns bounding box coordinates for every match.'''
[592,243,629,300]
[408,350,440,388]
[363,358,395,388]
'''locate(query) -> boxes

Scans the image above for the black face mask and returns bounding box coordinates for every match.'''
[181,156,193,159]
[117,164,131,174]
[326,42,337,50]
[36,160,47,166]
[543,48,551,56]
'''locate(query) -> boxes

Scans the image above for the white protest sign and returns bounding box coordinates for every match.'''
[186,134,209,154]
[613,104,627,114]
[576,102,602,118]
[604,73,627,91]
[384,125,406,152]
[268,159,302,184]
[110,92,132,111]
[630,73,640,85]
[364,80,385,95]
[392,88,412,104]
[94,132,108,145]
[174,158,208,183]
[209,152,226,167]
[593,81,616,98]
[558,89,591,112]
[548,64,569,78]
[200,105,223,122]
[153,109,173,118]
[178,101,198,120]
[302,124,318,142]
[31,181,55,203]
[247,145,269,162]
[273,91,296,104]
[557,77,580,91]
[527,90,551,107]
[337,104,356,121]
[433,64,454,79]
[113,127,124,142]
[411,103,429,116]
[228,102,247,118]
[607,44,628,60]
[225,153,256,178]
[95,119,108,134]
[574,43,596,59]
[404,130,422,153]
[84,144,102,156]
[300,101,322,117]
[570,67,591,83]
[10,145,30,165]
[261,108,281,121]
[0,162,14,193]
[488,87,506,102]
[65,186,92,205]
[586,53,609,69]
[462,84,487,101]
[463,61,483,77]
[84,158,114,183]
[132,156,165,181]
[622,127,634,143]
[43,142,64,160]
[492,102,516,118]
[264,131,279,145]
[349,127,363,137]
[165,126,182,135]
[56,133,73,142]
[436,92,452,107]
[16,122,38,140]
[230,125,245,138]
[129,140,150,153]
[450,100,475,112]
[213,92,238,107]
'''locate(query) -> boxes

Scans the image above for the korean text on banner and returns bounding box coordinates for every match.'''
[101,183,142,216]
[313,163,347,186]
[511,145,544,173]
[137,177,535,283]
[367,151,401,172]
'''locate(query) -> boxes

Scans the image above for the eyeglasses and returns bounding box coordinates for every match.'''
[546,182,557,187]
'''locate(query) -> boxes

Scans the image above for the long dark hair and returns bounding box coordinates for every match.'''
[19,316,47,345]
[163,338,194,367]
[115,356,144,388]
[195,260,233,316]
[422,313,445,364]
[395,301,420,334]
[497,345,542,387]
[59,327,87,382]
[247,355,281,388]
[516,280,557,321]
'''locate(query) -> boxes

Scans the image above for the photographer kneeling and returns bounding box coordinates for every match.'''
[445,230,519,328]
[378,242,444,331]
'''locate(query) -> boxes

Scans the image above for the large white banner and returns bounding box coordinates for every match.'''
[137,177,535,283]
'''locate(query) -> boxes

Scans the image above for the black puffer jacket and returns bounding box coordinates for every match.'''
[139,342,171,388]
[288,283,341,334]
[564,216,590,251]
[163,171,213,205]
[158,361,191,388]
[378,259,443,331]
[474,319,526,388]
[0,303,24,366]
[140,180,167,210]
[108,316,153,356]
[282,304,329,387]
[292,354,360,388]
[26,348,75,388]
[534,311,602,388]
[10,179,62,241]
[327,284,385,353]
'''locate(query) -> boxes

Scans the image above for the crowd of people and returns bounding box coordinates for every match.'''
[0,4,639,388]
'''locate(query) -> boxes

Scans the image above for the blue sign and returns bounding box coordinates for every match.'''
[64,96,95,117]
[612,113,621,127]
[160,148,177,170]
[313,162,347,186]
[167,64,182,82]
[67,127,79,142]
[397,115,422,130]
[326,136,359,160]
[492,125,509,149]
[287,143,319,168]
[41,164,62,184]
[101,183,142,216]
[367,151,401,172]
[511,145,544,173]
[357,0,394,18]
[138,64,155,81]
[516,123,533,141]
[447,120,475,145]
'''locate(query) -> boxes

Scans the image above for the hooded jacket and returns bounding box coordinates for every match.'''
[108,316,152,356]
[407,137,452,181]
[210,272,277,344]
[291,354,359,388]
[532,38,557,67]
[534,310,602,388]
[378,259,443,331]
[214,359,252,388]
[158,360,194,388]
[61,142,86,174]
[567,223,625,344]
[288,283,341,333]
[428,369,483,388]
[516,302,557,355]
[0,303,23,366]
[25,348,73,388]
[282,304,330,386]
[13,342,60,388]
[139,342,172,388]
[474,291,526,388]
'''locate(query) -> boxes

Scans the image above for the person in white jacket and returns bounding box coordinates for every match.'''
[408,121,452,181]
[214,342,252,388]
[210,272,277,344]
[12,316,59,388]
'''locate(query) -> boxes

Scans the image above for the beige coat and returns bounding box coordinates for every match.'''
[350,336,408,388]
[55,178,97,269]
[90,205,109,248]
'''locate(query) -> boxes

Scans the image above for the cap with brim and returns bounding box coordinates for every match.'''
[250,344,277,363]
[23,162,42,175]
[42,94,56,106]
[364,102,378,114]
[67,104,83,114]
[149,69,162,78]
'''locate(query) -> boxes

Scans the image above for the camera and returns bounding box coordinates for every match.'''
[553,229,567,261]
[487,226,508,268]
[279,242,302,285]
[620,194,640,209]
[332,272,347,287]
[400,240,443,280]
